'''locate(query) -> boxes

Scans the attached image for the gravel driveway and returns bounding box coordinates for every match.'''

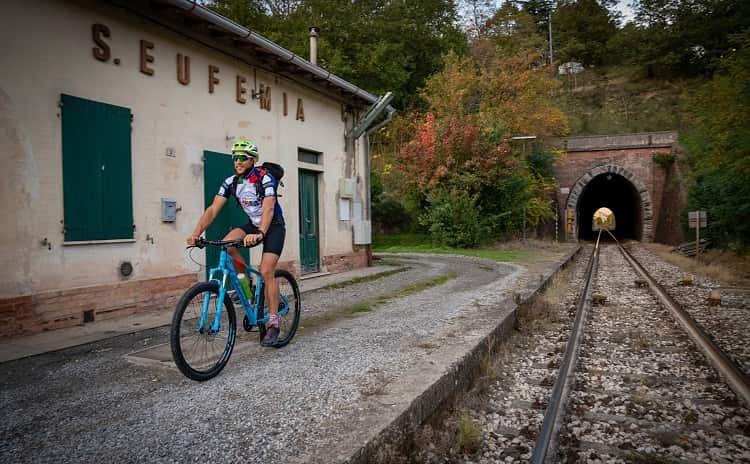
[0,253,530,464]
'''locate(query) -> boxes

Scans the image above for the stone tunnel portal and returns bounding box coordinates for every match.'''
[577,173,642,241]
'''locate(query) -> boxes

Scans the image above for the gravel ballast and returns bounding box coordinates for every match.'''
[408,243,750,464]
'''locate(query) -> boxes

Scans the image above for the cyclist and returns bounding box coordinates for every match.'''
[187,139,286,347]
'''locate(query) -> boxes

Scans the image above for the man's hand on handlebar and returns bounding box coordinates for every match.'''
[243,233,264,247]
[186,235,200,246]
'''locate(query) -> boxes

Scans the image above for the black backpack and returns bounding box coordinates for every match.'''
[230,162,285,204]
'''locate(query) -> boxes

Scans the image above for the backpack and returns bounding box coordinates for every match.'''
[230,162,285,205]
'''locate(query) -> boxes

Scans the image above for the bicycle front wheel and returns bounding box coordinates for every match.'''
[170,282,236,381]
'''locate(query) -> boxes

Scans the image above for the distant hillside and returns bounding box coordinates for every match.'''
[554,66,691,136]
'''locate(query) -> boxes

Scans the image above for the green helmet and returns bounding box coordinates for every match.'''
[231,139,259,159]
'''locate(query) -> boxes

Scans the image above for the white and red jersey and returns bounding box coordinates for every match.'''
[217,167,284,227]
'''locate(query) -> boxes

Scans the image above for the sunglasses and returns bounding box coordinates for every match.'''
[232,154,254,163]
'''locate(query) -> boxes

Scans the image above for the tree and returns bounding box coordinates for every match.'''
[392,40,568,242]
[632,0,750,77]
[457,0,497,39]
[205,0,468,109]
[553,0,618,66]
[681,29,750,250]
[203,0,265,26]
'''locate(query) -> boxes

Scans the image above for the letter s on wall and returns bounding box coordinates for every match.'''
[92,24,111,62]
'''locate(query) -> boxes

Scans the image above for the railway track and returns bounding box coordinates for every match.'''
[411,238,750,463]
[544,235,750,463]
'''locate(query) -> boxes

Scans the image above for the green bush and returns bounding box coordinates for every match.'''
[373,198,413,233]
[653,152,675,168]
[419,187,487,248]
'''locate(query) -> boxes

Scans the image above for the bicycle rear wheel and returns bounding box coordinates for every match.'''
[170,282,236,381]
[273,269,301,348]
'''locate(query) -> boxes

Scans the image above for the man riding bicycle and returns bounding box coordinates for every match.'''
[187,139,286,347]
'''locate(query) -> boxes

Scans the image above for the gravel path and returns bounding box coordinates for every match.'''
[408,244,750,463]
[0,253,524,464]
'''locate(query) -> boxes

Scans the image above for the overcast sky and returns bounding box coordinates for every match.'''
[615,0,636,23]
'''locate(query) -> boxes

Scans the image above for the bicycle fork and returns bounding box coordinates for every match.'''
[198,271,229,334]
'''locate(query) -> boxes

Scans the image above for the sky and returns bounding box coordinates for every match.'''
[614,0,636,24]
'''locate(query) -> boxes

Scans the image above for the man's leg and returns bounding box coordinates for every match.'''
[260,251,281,346]
[222,227,247,268]
[260,252,280,317]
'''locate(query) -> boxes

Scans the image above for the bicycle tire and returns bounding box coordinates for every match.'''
[271,269,301,348]
[170,282,237,381]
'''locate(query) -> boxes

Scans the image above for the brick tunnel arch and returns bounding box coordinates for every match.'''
[566,164,653,242]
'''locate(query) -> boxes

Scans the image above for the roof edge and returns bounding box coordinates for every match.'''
[160,0,389,109]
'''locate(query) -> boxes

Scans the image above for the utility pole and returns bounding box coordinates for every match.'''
[514,0,554,65]
[548,8,553,65]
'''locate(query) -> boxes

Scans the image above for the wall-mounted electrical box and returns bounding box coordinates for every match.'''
[339,178,355,199]
[353,220,371,245]
[161,198,177,222]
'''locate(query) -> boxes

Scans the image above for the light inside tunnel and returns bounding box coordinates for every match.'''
[578,173,641,240]
[592,207,616,231]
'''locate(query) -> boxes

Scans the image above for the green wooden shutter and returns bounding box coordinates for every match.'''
[61,94,133,241]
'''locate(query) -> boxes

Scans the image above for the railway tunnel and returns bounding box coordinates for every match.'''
[577,172,643,241]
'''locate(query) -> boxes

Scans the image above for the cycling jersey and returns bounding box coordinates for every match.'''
[217,167,284,227]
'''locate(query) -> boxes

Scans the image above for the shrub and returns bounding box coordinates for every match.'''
[653,152,675,168]
[373,198,413,233]
[419,187,487,248]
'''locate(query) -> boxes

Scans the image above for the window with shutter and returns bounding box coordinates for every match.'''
[61,94,133,241]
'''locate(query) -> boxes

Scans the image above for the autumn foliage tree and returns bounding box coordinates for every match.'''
[387,21,568,246]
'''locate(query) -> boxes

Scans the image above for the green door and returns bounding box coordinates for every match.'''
[299,170,320,274]
[203,151,249,276]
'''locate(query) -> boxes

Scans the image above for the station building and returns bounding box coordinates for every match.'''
[0,0,394,337]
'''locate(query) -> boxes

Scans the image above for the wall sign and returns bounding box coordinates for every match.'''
[91,23,306,121]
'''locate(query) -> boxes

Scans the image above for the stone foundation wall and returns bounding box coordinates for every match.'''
[0,273,197,339]
[322,248,369,274]
[1,250,371,339]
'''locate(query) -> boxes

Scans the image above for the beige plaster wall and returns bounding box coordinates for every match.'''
[0,0,358,298]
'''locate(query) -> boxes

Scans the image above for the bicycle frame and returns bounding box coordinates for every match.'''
[199,243,290,333]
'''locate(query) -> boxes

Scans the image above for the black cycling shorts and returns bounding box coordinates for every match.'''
[239,219,285,256]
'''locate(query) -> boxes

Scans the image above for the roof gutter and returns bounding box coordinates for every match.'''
[162,0,393,113]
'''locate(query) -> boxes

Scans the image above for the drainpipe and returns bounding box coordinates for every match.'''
[309,27,318,66]
[344,93,394,264]
[361,105,395,265]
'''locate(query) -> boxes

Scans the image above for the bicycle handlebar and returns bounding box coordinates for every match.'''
[190,236,263,250]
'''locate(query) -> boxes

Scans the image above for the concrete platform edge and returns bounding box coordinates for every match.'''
[342,245,583,464]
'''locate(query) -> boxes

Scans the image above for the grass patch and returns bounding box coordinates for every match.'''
[321,266,409,290]
[347,303,373,314]
[456,412,482,454]
[374,233,535,263]
[644,243,750,286]
[391,273,456,298]
[301,272,459,330]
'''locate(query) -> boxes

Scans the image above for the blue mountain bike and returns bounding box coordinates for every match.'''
[170,237,301,381]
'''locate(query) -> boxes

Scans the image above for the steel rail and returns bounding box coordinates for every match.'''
[608,231,750,408]
[531,230,602,463]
